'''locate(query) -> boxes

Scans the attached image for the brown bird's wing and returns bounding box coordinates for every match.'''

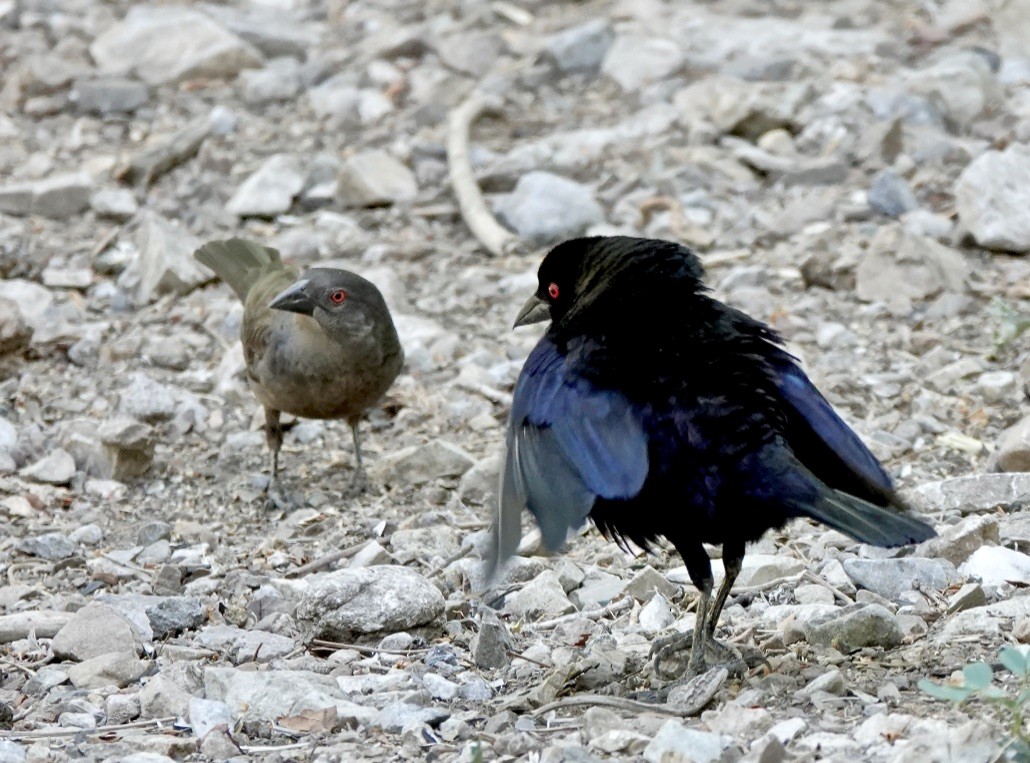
[240,265,302,380]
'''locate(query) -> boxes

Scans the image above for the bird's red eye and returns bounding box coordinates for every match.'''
[547,282,560,299]
[329,289,347,304]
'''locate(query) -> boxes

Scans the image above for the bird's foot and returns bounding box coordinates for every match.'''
[650,630,747,681]
[349,468,368,495]
[263,476,302,512]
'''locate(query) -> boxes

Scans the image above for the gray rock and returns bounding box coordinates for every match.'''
[193,625,296,663]
[0,183,33,216]
[376,700,449,733]
[956,145,1030,252]
[572,569,627,609]
[495,171,604,246]
[803,603,903,652]
[0,280,53,336]
[457,454,501,506]
[390,526,460,565]
[644,720,727,763]
[855,224,969,304]
[336,149,417,207]
[197,3,318,58]
[100,417,156,481]
[544,20,614,76]
[843,558,962,601]
[503,570,575,620]
[90,6,262,86]
[120,212,210,304]
[188,697,232,738]
[18,532,76,560]
[795,668,846,699]
[91,187,139,220]
[471,612,511,669]
[867,169,918,218]
[24,665,69,695]
[240,57,301,104]
[296,566,444,639]
[906,473,1030,514]
[51,603,145,661]
[423,673,459,701]
[602,35,684,91]
[204,667,377,725]
[991,414,1030,472]
[226,154,305,217]
[624,565,679,603]
[904,50,1001,128]
[118,373,177,423]
[370,439,475,485]
[32,173,94,219]
[0,298,31,356]
[71,78,148,115]
[916,515,999,565]
[139,672,196,719]
[105,693,141,724]
[67,652,149,689]
[146,597,205,638]
[948,582,987,613]
[19,448,75,486]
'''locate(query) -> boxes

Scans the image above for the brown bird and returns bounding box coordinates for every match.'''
[194,239,403,497]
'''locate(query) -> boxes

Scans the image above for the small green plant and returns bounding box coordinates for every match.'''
[919,646,1030,761]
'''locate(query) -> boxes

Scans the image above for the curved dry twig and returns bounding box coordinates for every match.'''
[447,93,524,257]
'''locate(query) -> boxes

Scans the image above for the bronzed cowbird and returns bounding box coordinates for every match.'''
[489,236,935,675]
[195,239,403,496]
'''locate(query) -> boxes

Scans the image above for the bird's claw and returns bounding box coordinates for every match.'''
[651,630,746,681]
[264,477,302,511]
[350,469,368,494]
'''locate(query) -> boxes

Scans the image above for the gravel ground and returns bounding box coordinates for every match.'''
[0,0,1029,761]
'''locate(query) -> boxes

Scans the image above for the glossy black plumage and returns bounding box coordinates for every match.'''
[491,236,936,674]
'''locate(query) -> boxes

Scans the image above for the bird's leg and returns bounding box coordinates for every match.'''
[651,540,714,678]
[263,407,298,510]
[707,541,743,638]
[349,419,366,492]
[652,539,747,681]
[264,407,284,488]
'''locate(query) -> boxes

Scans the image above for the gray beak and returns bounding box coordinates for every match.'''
[268,279,315,315]
[514,295,550,329]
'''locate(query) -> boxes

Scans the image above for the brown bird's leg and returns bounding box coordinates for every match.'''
[349,418,366,491]
[264,407,284,487]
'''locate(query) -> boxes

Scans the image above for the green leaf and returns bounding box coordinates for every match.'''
[919,678,974,703]
[1001,646,1029,677]
[962,662,994,690]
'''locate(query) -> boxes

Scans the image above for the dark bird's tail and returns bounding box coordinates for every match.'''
[193,238,282,301]
[802,491,936,547]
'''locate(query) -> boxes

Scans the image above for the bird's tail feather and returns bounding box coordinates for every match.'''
[193,238,282,301]
[801,490,936,547]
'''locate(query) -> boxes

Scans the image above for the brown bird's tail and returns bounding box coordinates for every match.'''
[193,238,282,301]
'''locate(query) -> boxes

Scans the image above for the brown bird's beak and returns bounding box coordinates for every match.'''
[268,279,315,315]
[514,295,550,329]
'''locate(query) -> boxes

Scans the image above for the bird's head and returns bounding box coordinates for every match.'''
[514,236,707,329]
[268,267,396,342]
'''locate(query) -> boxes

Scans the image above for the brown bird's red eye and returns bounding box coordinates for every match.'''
[329,289,347,304]
[547,282,560,299]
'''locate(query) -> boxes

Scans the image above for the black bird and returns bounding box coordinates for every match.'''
[194,239,403,498]
[489,236,935,676]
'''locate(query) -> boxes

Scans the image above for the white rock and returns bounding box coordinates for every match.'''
[336,149,417,207]
[956,145,1030,252]
[960,546,1030,592]
[643,720,727,763]
[120,212,210,304]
